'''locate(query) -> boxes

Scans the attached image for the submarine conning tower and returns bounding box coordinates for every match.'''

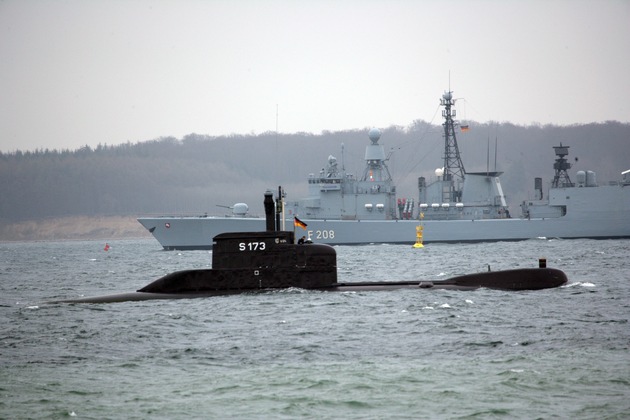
[140,189,338,293]
[208,189,338,289]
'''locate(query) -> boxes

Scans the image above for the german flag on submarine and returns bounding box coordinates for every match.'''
[294,216,307,230]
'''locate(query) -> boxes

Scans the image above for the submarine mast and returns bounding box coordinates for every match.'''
[440,90,466,202]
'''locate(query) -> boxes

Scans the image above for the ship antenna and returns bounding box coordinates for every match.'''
[486,136,490,176]
[494,137,498,171]
[341,142,345,171]
[448,70,451,92]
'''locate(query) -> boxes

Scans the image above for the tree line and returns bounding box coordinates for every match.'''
[1,121,628,223]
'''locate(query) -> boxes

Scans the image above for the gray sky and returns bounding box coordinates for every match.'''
[1,0,629,152]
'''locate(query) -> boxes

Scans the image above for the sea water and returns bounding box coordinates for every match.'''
[1,238,629,419]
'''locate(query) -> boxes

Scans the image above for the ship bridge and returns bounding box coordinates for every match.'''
[289,128,397,220]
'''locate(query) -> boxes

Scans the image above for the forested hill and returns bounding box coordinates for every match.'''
[1,121,629,224]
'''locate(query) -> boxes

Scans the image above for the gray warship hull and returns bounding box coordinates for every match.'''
[138,181,630,250]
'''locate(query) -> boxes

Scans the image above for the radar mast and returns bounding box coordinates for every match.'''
[551,143,574,188]
[440,90,466,202]
[360,128,393,182]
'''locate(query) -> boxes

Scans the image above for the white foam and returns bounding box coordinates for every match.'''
[562,282,596,288]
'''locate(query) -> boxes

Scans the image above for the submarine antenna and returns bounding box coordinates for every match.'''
[273,185,287,231]
[264,190,275,231]
[275,104,279,185]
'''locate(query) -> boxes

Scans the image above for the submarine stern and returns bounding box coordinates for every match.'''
[443,267,568,291]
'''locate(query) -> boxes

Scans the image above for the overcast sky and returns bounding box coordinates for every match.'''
[1,0,628,152]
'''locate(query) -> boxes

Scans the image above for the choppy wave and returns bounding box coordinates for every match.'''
[1,238,629,418]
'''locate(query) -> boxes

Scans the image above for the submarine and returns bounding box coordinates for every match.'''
[56,190,568,304]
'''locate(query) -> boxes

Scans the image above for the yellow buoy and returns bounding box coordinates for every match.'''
[413,225,424,248]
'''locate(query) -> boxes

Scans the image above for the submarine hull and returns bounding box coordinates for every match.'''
[140,266,567,294]
[53,268,568,304]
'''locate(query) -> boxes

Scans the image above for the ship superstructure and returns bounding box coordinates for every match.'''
[520,143,629,221]
[285,128,397,221]
[137,90,630,249]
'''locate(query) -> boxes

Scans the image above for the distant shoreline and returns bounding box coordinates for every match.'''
[0,215,151,242]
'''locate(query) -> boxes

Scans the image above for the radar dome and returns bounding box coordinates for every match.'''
[443,91,452,101]
[232,203,249,216]
[368,128,381,144]
[435,167,444,177]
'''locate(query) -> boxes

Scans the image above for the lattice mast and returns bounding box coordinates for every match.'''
[440,91,466,202]
[551,143,573,188]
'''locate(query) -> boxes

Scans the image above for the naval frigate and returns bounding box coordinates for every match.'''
[137,91,630,250]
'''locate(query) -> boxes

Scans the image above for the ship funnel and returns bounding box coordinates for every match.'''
[264,190,275,231]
